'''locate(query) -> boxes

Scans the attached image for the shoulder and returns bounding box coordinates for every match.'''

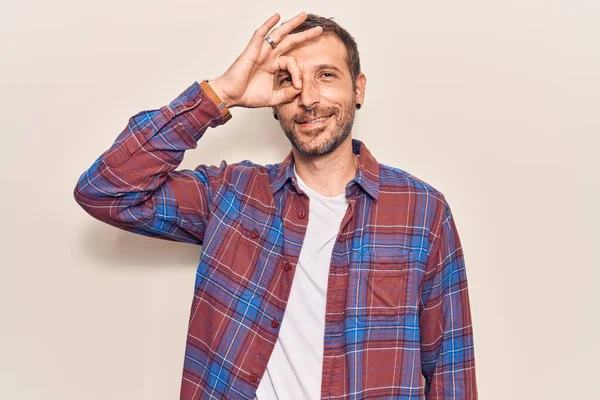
[378,163,446,203]
[377,163,451,224]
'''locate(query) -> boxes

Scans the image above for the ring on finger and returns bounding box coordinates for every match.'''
[265,35,277,49]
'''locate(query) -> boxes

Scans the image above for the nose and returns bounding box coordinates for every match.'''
[298,79,320,110]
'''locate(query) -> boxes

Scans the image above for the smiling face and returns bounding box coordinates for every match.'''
[273,33,366,157]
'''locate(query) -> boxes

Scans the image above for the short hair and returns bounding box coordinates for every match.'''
[289,14,361,90]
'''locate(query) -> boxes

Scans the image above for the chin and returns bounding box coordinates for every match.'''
[291,134,338,157]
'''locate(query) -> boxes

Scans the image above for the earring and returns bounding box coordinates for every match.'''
[355,103,361,109]
[273,113,279,120]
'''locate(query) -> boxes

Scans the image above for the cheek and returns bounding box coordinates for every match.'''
[320,88,354,107]
[319,86,345,101]
[275,107,292,122]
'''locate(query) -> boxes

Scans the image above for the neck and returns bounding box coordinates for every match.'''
[293,137,358,197]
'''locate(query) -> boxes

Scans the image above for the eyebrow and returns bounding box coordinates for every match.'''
[314,64,344,74]
[275,64,344,79]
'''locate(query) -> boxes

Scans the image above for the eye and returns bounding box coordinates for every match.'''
[279,76,292,84]
[321,72,335,78]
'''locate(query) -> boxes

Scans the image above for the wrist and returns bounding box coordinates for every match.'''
[206,76,235,109]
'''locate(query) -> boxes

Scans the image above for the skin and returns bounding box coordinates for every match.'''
[209,12,367,197]
[272,33,366,197]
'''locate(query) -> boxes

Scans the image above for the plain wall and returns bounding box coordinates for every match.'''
[1,0,598,398]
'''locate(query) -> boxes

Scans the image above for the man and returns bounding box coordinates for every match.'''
[74,12,478,400]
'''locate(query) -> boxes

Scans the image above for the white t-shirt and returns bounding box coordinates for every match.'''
[254,165,349,400]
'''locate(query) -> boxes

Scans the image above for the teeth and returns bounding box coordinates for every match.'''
[303,116,329,124]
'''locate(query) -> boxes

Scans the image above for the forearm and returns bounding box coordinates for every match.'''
[73,80,228,227]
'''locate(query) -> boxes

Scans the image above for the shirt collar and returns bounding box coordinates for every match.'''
[270,138,380,202]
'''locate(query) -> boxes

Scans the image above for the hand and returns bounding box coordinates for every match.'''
[208,12,323,109]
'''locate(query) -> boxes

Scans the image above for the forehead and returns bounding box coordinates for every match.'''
[281,33,348,72]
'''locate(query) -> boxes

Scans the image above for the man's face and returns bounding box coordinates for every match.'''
[273,33,366,157]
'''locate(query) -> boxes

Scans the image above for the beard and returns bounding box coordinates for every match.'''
[277,98,356,157]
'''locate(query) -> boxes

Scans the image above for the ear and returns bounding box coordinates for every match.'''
[354,72,367,105]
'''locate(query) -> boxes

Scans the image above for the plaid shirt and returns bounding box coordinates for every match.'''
[74,81,478,399]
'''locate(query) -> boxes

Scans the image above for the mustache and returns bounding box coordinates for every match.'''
[293,107,336,123]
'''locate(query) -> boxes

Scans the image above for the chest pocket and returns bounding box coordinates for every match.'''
[349,249,416,326]
[208,211,271,298]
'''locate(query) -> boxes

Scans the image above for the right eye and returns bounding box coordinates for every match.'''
[280,76,292,84]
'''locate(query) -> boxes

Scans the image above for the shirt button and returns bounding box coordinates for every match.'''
[297,210,306,219]
[250,230,259,239]
[141,127,151,135]
[283,261,292,271]
[271,319,279,328]
[248,374,257,382]
[185,100,195,107]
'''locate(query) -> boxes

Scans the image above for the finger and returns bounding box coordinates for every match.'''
[277,55,303,89]
[269,56,303,105]
[248,13,281,49]
[262,12,309,52]
[272,84,302,106]
[273,26,323,55]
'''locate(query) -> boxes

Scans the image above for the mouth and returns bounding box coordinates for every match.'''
[296,114,333,127]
